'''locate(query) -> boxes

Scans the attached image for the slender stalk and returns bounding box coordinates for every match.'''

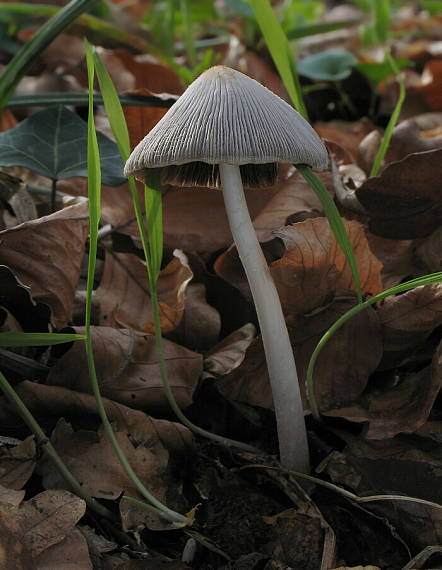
[0,371,115,520]
[50,178,57,212]
[219,163,309,474]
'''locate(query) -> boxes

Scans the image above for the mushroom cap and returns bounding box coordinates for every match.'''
[124,65,329,185]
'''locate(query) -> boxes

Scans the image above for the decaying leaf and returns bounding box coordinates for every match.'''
[34,527,92,569]
[0,381,194,456]
[39,419,182,531]
[0,199,89,328]
[46,326,202,412]
[356,149,442,238]
[204,323,256,378]
[94,249,193,334]
[17,490,86,557]
[416,224,442,272]
[271,218,383,318]
[0,436,36,490]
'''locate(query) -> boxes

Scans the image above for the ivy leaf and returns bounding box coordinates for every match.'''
[298,49,357,81]
[0,105,125,185]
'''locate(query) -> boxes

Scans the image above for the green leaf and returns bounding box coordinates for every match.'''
[373,0,390,45]
[297,49,357,81]
[286,19,360,40]
[0,105,125,185]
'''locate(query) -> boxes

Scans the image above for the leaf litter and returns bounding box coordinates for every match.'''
[1,2,442,568]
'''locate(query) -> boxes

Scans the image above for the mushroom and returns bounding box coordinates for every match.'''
[124,65,329,473]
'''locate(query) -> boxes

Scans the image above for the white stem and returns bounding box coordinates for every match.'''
[219,163,310,474]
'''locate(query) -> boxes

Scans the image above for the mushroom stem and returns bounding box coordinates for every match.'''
[219,163,310,474]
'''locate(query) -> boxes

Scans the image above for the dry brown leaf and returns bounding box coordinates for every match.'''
[416,225,442,272]
[366,232,416,289]
[40,419,181,531]
[0,109,17,132]
[0,199,89,328]
[216,294,382,412]
[252,172,323,243]
[94,249,193,334]
[167,282,221,352]
[355,149,442,239]
[46,326,202,412]
[378,283,442,354]
[17,490,85,557]
[271,218,383,318]
[409,59,442,110]
[0,502,33,569]
[316,119,375,162]
[124,88,169,149]
[0,436,36,490]
[204,323,256,378]
[34,527,92,570]
[240,51,287,100]
[0,381,193,456]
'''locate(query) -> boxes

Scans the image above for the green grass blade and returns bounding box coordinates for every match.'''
[306,272,442,418]
[144,172,163,280]
[0,332,85,346]
[373,0,390,45]
[369,51,406,177]
[0,0,97,109]
[286,19,360,40]
[248,0,308,119]
[297,165,362,303]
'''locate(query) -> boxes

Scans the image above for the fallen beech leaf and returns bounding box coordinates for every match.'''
[271,218,383,318]
[34,528,92,569]
[252,172,323,243]
[40,419,181,531]
[0,484,24,508]
[355,149,442,238]
[0,436,36,490]
[0,502,33,568]
[124,88,169,148]
[46,327,202,412]
[416,225,442,272]
[409,59,442,110]
[0,109,17,132]
[94,249,193,334]
[0,381,193,456]
[241,51,287,100]
[366,233,416,289]
[18,490,85,557]
[378,283,442,355]
[0,200,89,328]
[216,294,382,412]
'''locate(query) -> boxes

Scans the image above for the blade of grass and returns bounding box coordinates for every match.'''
[286,19,360,40]
[6,92,175,109]
[92,46,259,454]
[306,272,442,418]
[84,41,189,525]
[296,164,362,303]
[369,51,406,177]
[0,332,86,346]
[249,0,308,119]
[373,0,390,45]
[0,0,97,109]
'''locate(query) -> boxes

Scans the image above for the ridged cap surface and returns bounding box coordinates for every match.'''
[124,66,329,184]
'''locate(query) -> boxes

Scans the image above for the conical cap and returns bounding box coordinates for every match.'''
[124,66,329,184]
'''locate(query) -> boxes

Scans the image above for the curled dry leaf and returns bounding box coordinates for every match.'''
[204,323,256,378]
[124,88,169,149]
[17,490,85,558]
[365,233,416,289]
[46,327,202,412]
[409,59,442,111]
[0,199,89,328]
[40,419,180,531]
[0,436,36,491]
[316,118,375,162]
[94,249,193,334]
[0,381,193,456]
[355,148,442,239]
[271,218,383,318]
